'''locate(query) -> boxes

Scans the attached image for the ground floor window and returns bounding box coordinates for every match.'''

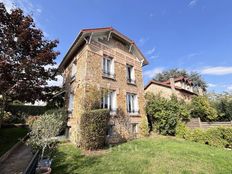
[107,125,114,136]
[131,123,138,134]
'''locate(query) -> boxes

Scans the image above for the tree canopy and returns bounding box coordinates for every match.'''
[0,3,60,103]
[154,68,207,89]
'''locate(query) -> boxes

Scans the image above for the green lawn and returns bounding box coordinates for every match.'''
[52,136,232,174]
[0,127,28,156]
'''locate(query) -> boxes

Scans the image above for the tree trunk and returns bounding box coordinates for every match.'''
[0,95,6,128]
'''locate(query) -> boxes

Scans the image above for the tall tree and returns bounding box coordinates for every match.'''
[0,3,59,122]
[154,68,207,89]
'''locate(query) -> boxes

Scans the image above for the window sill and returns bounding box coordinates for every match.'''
[110,111,117,116]
[70,76,76,83]
[102,74,116,81]
[127,81,137,86]
[128,112,140,116]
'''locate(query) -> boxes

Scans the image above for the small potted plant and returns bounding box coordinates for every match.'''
[28,110,66,174]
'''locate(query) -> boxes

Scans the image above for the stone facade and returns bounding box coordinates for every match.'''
[60,28,148,144]
[144,79,198,102]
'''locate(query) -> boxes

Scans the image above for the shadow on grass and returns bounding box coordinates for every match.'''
[52,147,100,174]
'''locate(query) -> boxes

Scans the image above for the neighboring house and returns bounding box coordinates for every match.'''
[144,76,204,102]
[58,27,148,144]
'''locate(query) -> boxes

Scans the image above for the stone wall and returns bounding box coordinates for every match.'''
[63,37,147,144]
[186,118,232,129]
[145,83,194,102]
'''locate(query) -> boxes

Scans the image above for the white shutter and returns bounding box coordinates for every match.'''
[112,91,117,111]
[132,67,135,81]
[134,95,138,112]
[111,59,114,75]
[126,94,129,112]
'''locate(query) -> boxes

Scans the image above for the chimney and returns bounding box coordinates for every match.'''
[170,78,176,95]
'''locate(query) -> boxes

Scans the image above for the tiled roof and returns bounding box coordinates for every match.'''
[144,80,197,95]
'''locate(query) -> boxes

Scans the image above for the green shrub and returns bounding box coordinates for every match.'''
[187,128,206,144]
[28,110,66,159]
[179,126,232,149]
[139,116,149,137]
[80,109,110,150]
[190,96,218,121]
[145,93,190,136]
[176,122,190,139]
[6,104,48,116]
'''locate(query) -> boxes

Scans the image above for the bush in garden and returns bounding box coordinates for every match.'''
[139,116,150,137]
[190,96,218,121]
[6,104,48,117]
[145,93,190,135]
[187,128,206,144]
[80,109,110,150]
[27,110,66,159]
[177,125,232,149]
[176,122,190,139]
[208,92,232,121]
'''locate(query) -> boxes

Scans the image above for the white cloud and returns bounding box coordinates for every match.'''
[143,67,164,79]
[227,85,232,91]
[1,0,15,12]
[146,47,156,55]
[208,83,216,88]
[201,66,232,75]
[1,0,41,15]
[1,0,48,36]
[188,0,198,7]
[47,75,63,87]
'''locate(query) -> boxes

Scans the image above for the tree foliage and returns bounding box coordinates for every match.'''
[154,68,207,89]
[0,3,60,104]
[190,96,218,121]
[145,93,190,135]
[208,92,232,121]
[27,110,66,159]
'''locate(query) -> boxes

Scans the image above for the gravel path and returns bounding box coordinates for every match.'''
[0,143,33,174]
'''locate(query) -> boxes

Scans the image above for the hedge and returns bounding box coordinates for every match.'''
[176,123,232,148]
[6,104,48,116]
[80,109,110,150]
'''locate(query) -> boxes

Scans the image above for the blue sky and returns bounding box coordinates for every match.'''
[2,0,232,92]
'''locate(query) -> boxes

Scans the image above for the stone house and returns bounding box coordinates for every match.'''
[144,76,204,102]
[58,27,149,144]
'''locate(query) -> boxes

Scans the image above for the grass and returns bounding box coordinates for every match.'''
[0,127,28,156]
[52,136,232,174]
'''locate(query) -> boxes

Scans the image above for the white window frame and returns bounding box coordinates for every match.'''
[131,123,138,134]
[71,62,77,80]
[101,90,117,114]
[102,55,114,78]
[126,64,135,84]
[68,93,74,113]
[126,93,139,115]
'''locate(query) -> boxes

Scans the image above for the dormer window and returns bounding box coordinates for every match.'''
[127,64,136,85]
[102,55,115,79]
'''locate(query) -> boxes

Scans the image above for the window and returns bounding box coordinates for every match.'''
[126,64,135,84]
[101,90,117,113]
[107,125,114,136]
[68,93,74,113]
[126,93,139,114]
[131,123,138,134]
[102,56,114,79]
[71,62,77,80]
